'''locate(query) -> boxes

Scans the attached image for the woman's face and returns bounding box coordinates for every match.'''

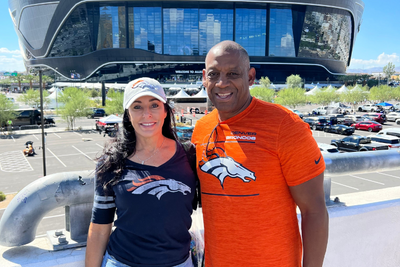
[127,95,167,139]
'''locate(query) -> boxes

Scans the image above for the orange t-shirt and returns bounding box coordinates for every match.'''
[192,98,325,267]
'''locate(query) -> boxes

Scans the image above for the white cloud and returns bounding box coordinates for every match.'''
[349,53,400,69]
[0,47,22,55]
[0,47,26,72]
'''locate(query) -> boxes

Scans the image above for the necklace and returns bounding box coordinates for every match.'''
[135,137,165,165]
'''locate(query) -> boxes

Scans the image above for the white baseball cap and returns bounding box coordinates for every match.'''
[123,77,167,109]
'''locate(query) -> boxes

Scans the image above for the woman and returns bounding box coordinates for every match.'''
[86,78,196,267]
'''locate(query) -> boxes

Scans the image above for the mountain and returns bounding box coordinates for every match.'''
[347,67,400,74]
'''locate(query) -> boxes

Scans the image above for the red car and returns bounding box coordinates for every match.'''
[352,121,383,132]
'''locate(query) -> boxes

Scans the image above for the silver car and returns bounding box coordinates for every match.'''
[386,112,400,122]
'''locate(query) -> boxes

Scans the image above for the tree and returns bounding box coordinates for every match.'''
[309,90,339,106]
[274,87,306,109]
[105,89,124,115]
[392,86,400,101]
[0,95,18,131]
[18,89,50,108]
[383,62,396,84]
[369,85,393,102]
[41,75,53,88]
[259,76,271,88]
[12,74,25,91]
[286,74,302,88]
[25,74,36,90]
[58,87,91,130]
[250,86,275,103]
[339,90,365,112]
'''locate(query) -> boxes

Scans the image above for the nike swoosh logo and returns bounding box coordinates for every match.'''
[315,155,322,165]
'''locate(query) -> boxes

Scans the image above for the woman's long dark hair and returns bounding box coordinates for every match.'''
[96,103,178,189]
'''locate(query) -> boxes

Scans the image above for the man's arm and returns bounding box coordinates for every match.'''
[289,172,328,267]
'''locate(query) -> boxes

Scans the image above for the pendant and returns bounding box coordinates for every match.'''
[141,161,144,164]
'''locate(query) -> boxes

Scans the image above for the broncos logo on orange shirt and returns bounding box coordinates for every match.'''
[127,175,191,200]
[200,148,256,189]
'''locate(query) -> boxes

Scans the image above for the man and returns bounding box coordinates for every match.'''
[191,40,328,267]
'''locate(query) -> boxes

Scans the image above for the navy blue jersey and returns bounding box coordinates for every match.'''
[91,142,196,266]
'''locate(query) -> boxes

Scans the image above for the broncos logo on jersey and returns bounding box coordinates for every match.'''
[200,149,256,189]
[127,175,191,200]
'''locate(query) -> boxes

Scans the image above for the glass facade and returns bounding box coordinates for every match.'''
[49,3,352,61]
[97,6,126,49]
[269,6,296,57]
[131,7,162,53]
[235,9,267,56]
[163,8,199,55]
[298,7,352,62]
[199,9,233,55]
[19,4,58,49]
[43,2,354,80]
[49,5,93,57]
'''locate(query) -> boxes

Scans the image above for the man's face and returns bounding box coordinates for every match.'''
[203,49,255,121]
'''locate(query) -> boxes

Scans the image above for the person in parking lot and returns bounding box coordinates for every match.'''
[191,41,328,267]
[86,78,196,267]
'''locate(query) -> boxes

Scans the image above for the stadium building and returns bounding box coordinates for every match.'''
[9,0,364,83]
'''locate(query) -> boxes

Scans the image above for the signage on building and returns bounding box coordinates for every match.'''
[175,70,202,74]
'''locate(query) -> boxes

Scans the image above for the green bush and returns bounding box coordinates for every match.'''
[0,191,6,202]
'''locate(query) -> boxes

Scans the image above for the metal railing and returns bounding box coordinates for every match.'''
[0,150,399,249]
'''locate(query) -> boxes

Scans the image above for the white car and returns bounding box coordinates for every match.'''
[367,134,400,149]
[358,104,377,112]
[318,143,340,153]
[312,106,328,115]
[386,112,400,122]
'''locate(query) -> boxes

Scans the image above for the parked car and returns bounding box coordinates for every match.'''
[344,114,364,123]
[312,106,328,115]
[386,112,400,122]
[176,126,194,141]
[2,108,42,127]
[327,103,352,114]
[358,104,378,112]
[351,121,383,132]
[330,136,389,152]
[367,135,400,149]
[361,113,386,124]
[393,103,400,111]
[323,124,355,135]
[288,109,304,119]
[303,117,329,130]
[318,143,340,153]
[88,108,107,119]
[376,128,400,138]
[327,114,354,125]
[38,117,56,125]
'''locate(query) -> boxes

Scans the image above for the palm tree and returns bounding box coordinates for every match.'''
[41,75,53,89]
[26,74,35,90]
[13,74,25,92]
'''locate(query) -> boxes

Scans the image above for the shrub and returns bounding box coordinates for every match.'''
[0,191,6,202]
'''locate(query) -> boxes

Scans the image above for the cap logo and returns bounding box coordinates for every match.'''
[132,80,159,91]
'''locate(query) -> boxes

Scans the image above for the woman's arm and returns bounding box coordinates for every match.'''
[85,222,113,267]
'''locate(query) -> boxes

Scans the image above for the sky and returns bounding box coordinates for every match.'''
[0,0,398,72]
